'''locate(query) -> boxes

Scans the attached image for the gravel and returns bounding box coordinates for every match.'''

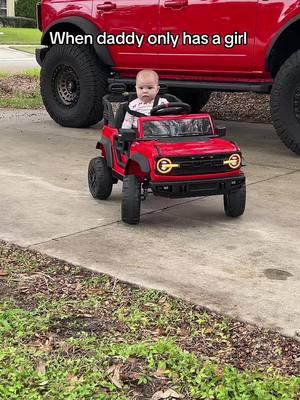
[203,91,271,124]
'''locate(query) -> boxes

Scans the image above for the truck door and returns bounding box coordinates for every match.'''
[92,0,160,70]
[158,0,258,76]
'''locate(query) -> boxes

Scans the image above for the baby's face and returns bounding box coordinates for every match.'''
[136,76,159,103]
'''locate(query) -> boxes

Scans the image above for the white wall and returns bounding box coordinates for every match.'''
[7,0,15,16]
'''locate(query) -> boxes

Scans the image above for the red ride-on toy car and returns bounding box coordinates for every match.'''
[88,84,246,224]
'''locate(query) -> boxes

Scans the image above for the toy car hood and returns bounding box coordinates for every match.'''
[152,138,238,157]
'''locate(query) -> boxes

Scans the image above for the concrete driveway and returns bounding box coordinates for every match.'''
[0,46,40,72]
[0,109,299,339]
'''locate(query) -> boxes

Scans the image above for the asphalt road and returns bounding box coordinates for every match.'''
[0,46,39,72]
[1,108,299,339]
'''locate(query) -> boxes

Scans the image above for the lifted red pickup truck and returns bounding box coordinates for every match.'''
[36,1,300,155]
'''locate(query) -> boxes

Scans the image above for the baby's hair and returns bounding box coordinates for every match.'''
[136,69,159,84]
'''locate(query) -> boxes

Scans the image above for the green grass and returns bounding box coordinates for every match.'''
[0,243,300,399]
[0,68,42,109]
[0,68,40,78]
[0,91,42,109]
[0,71,10,78]
[0,28,41,45]
[0,302,299,400]
[22,68,40,78]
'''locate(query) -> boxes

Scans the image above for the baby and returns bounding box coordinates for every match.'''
[121,69,168,129]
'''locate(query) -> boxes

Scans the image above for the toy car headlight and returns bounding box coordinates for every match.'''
[223,153,241,169]
[156,158,180,174]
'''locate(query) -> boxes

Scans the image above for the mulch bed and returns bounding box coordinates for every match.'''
[0,75,39,96]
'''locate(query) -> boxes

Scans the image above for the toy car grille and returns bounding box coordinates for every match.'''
[158,154,233,175]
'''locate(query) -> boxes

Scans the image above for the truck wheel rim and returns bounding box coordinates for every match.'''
[294,85,300,123]
[53,65,80,106]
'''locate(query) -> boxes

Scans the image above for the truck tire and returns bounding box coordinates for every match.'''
[170,88,211,112]
[224,185,246,218]
[121,175,141,225]
[88,157,113,200]
[270,49,300,155]
[40,44,108,128]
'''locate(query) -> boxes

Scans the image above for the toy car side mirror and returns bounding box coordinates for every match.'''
[215,126,226,137]
[118,129,137,142]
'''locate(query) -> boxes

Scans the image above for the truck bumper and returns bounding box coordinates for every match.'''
[150,174,245,198]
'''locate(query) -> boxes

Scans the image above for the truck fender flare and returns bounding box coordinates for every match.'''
[129,154,150,174]
[41,16,114,66]
[97,137,113,167]
[265,15,300,72]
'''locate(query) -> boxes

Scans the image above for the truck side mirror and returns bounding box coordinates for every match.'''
[215,126,226,137]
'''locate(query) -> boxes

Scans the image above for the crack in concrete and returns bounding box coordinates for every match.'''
[28,169,298,249]
[28,220,120,248]
[246,161,300,172]
[247,169,300,186]
[28,197,204,248]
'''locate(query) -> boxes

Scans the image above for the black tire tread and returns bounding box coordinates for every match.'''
[121,175,141,225]
[224,185,246,218]
[40,44,108,128]
[270,49,300,155]
[88,157,113,200]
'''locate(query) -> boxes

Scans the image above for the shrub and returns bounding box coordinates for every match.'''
[15,0,39,20]
[0,16,36,28]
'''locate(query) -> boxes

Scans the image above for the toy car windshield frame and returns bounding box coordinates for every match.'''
[137,114,215,139]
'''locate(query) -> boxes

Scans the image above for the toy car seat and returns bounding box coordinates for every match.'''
[103,83,183,129]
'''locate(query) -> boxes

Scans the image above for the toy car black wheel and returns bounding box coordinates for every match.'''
[88,157,113,200]
[270,49,300,155]
[224,185,246,218]
[40,44,108,128]
[122,175,141,225]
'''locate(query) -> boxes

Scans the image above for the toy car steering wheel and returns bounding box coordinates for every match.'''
[150,102,191,116]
